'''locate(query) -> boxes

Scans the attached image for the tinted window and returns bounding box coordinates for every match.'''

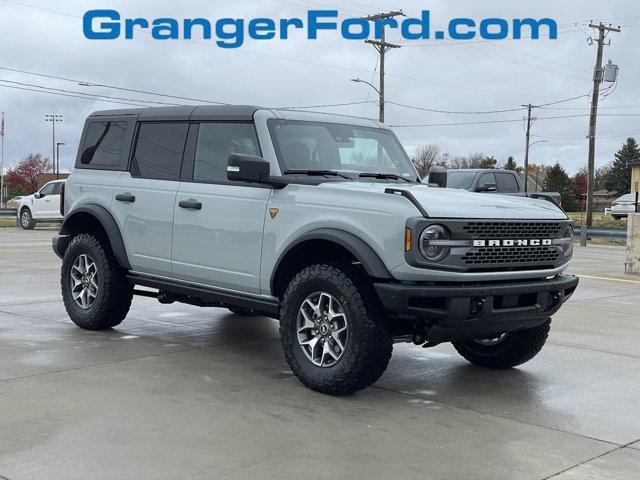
[39,183,55,196]
[193,123,260,182]
[132,123,188,180]
[446,171,475,189]
[496,173,519,193]
[477,173,496,190]
[80,121,127,166]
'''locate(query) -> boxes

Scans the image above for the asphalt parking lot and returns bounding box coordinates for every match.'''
[1,227,639,480]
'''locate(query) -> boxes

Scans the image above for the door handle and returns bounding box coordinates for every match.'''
[178,199,202,210]
[115,193,136,203]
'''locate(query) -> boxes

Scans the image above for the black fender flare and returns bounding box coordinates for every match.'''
[60,204,131,269]
[270,228,392,295]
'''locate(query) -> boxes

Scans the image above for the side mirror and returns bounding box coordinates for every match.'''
[427,166,447,188]
[227,154,270,184]
[477,184,497,193]
[34,192,42,198]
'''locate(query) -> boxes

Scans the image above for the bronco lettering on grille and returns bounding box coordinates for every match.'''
[472,239,552,247]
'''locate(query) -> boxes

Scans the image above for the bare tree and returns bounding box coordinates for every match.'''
[410,144,441,178]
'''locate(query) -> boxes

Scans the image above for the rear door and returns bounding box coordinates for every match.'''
[111,122,188,277]
[495,172,521,196]
[171,122,270,294]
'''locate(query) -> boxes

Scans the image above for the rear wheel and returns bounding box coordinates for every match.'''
[452,320,550,369]
[280,262,393,395]
[61,233,133,330]
[612,215,622,220]
[20,208,35,230]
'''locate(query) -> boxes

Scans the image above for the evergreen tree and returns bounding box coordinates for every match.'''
[479,156,497,168]
[544,162,577,211]
[504,156,517,171]
[604,137,640,194]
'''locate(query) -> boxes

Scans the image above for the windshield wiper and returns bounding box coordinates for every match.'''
[283,169,352,180]
[358,172,415,183]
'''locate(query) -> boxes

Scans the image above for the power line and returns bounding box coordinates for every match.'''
[0,65,229,105]
[0,79,180,106]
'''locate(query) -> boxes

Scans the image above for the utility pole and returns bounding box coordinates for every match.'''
[45,114,62,174]
[56,142,65,179]
[586,23,620,227]
[521,104,537,193]
[364,10,404,123]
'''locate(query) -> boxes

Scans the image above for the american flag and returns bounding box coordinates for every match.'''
[0,113,4,137]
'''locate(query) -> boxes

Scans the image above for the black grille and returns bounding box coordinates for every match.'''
[461,245,560,265]
[462,221,564,239]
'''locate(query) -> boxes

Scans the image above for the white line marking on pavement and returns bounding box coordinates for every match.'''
[578,274,640,284]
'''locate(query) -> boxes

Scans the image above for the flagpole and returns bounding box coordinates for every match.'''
[0,112,4,208]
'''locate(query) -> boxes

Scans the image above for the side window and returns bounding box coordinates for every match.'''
[477,173,496,190]
[193,123,260,183]
[39,183,55,196]
[80,121,127,167]
[131,123,188,180]
[496,173,520,193]
[51,182,62,195]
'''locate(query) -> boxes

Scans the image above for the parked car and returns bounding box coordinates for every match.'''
[17,180,65,229]
[5,196,23,209]
[53,106,577,395]
[610,193,639,219]
[433,169,562,207]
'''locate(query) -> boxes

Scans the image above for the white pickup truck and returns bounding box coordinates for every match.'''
[17,179,65,229]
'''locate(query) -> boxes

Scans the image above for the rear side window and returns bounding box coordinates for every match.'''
[496,173,519,193]
[80,121,127,167]
[193,123,260,183]
[131,123,188,180]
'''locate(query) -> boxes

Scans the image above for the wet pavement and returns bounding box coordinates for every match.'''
[1,228,639,479]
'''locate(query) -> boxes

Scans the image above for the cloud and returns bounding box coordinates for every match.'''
[0,0,637,175]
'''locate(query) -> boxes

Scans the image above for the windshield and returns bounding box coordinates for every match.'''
[446,171,476,189]
[268,119,417,180]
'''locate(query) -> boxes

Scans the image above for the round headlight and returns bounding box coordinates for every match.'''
[419,224,450,262]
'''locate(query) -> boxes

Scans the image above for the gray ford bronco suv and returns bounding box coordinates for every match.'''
[53,105,578,395]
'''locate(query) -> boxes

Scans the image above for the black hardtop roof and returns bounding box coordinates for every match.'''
[88,105,264,121]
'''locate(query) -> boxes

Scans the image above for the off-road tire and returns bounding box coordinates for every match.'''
[19,208,36,230]
[452,320,550,369]
[612,215,622,220]
[61,233,133,330]
[280,262,393,395]
[227,307,257,316]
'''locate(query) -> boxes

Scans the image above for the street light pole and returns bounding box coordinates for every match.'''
[45,114,62,174]
[56,142,65,179]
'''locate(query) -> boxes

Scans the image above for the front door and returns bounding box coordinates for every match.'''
[110,122,188,277]
[171,122,270,294]
[33,182,56,219]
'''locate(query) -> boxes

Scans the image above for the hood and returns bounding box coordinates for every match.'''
[321,182,568,220]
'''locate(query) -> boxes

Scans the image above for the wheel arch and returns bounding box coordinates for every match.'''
[58,204,130,269]
[270,228,392,298]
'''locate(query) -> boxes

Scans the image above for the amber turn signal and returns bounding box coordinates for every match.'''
[404,228,412,252]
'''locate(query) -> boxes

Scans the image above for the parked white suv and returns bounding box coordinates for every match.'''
[18,179,65,229]
[52,106,578,395]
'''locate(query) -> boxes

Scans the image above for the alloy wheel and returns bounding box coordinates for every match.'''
[296,292,348,367]
[70,254,99,309]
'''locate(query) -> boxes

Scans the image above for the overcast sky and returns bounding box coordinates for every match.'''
[1,0,639,175]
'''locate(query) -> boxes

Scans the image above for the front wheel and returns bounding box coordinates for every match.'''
[61,233,133,330]
[20,208,35,230]
[280,262,393,395]
[452,320,550,369]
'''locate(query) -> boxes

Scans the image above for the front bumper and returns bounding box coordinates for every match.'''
[374,274,578,342]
